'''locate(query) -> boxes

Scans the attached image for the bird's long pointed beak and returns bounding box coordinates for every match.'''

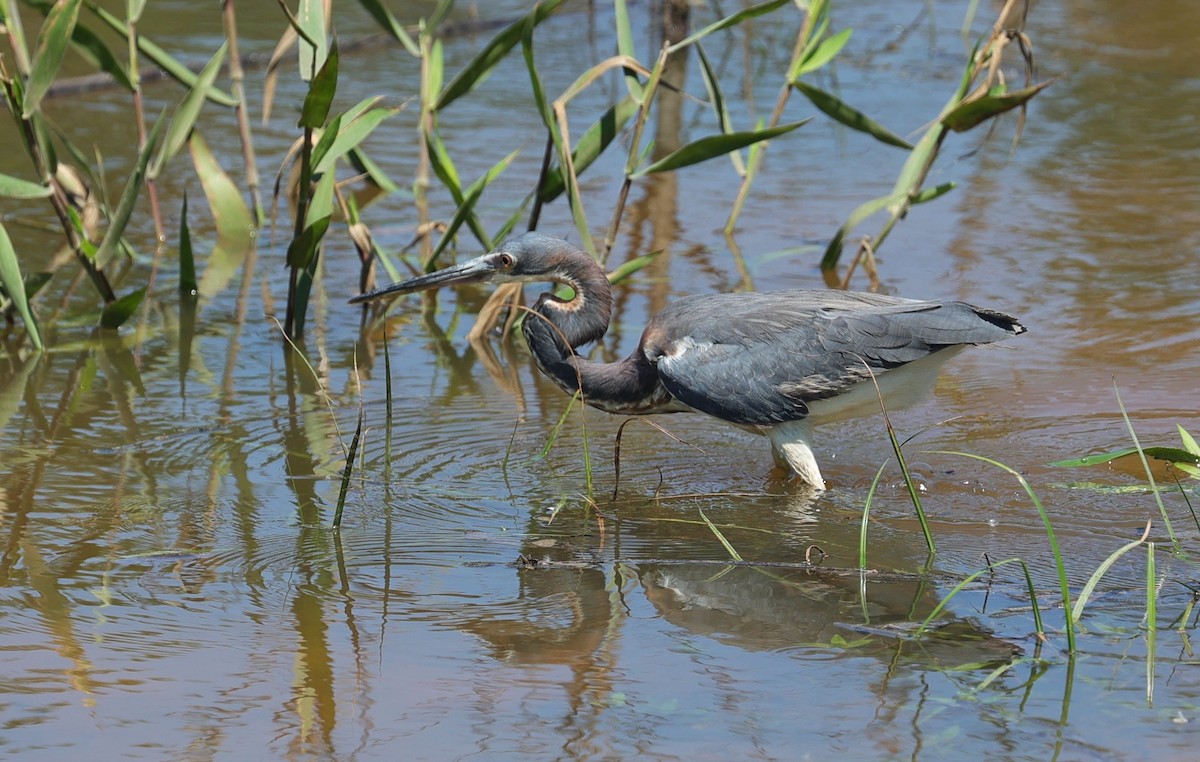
[348,254,499,304]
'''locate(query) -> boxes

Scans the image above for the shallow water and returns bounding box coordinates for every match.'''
[2,0,1200,759]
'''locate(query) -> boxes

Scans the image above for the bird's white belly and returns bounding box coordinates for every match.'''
[804,346,965,425]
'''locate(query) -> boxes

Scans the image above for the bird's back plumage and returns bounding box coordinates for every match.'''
[643,290,1023,427]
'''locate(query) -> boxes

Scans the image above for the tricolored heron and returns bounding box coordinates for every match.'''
[351,233,1025,487]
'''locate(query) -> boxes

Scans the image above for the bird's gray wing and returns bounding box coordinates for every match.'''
[642,291,1015,426]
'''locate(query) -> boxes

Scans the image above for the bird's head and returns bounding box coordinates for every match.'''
[348,232,588,304]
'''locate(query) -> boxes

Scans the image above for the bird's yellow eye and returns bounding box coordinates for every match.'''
[498,253,515,269]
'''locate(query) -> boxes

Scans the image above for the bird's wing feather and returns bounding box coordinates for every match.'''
[643,291,1018,426]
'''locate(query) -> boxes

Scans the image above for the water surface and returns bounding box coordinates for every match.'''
[2,0,1199,759]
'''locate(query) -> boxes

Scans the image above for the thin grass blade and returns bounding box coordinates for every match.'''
[332,409,364,529]
[1071,522,1150,622]
[1146,540,1157,704]
[1114,380,1176,546]
[932,449,1075,653]
[541,391,580,458]
[858,460,890,569]
[699,510,743,561]
[915,558,1023,638]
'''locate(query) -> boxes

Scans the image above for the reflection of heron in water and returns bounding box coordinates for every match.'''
[641,564,1019,667]
[446,560,1018,672]
[353,233,1025,487]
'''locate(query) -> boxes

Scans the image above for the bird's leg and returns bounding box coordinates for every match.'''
[766,420,825,489]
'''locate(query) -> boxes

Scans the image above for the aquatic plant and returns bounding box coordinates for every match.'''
[0,0,1046,348]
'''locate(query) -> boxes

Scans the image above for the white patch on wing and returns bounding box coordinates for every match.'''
[661,335,715,361]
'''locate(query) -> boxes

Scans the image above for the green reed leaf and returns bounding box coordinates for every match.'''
[1,1,32,72]
[150,42,228,179]
[436,0,565,110]
[178,191,195,295]
[286,171,334,270]
[347,147,400,195]
[299,37,338,128]
[0,173,52,199]
[820,191,904,271]
[424,128,492,249]
[1050,446,1199,469]
[431,148,520,263]
[696,44,744,175]
[792,80,912,149]
[632,120,809,177]
[790,26,850,79]
[613,0,642,101]
[941,80,1055,132]
[189,132,253,298]
[911,181,955,204]
[427,0,453,32]
[85,3,237,106]
[286,216,330,271]
[355,0,418,56]
[23,0,83,118]
[539,95,638,202]
[62,13,133,90]
[98,286,146,329]
[296,0,327,81]
[1179,426,1200,458]
[667,0,790,53]
[94,108,166,269]
[313,102,399,175]
[0,222,43,350]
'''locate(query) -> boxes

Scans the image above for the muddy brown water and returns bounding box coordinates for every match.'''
[2,1,1199,759]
